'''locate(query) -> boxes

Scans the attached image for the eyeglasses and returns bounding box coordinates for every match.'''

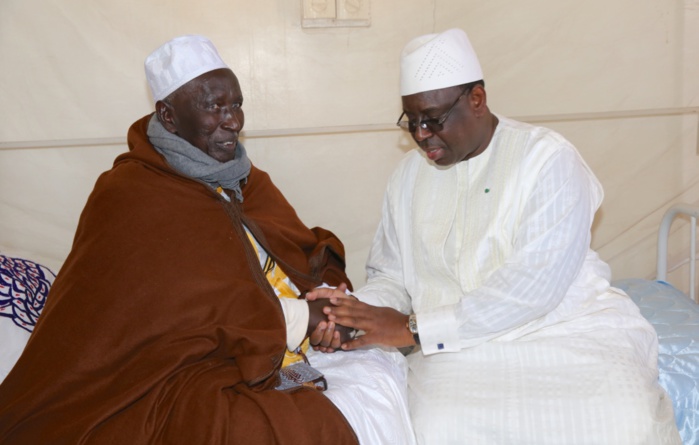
[396,85,471,134]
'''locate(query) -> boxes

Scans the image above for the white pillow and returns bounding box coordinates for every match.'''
[0,317,32,383]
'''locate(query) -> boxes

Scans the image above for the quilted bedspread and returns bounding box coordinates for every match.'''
[612,278,699,445]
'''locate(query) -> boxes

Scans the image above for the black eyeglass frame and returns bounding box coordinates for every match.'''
[396,85,472,134]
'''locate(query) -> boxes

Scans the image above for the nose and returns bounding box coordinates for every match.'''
[412,125,432,143]
[222,108,243,131]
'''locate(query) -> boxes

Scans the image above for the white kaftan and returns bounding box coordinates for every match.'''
[356,115,680,444]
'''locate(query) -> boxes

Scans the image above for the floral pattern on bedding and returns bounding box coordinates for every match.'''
[0,255,54,333]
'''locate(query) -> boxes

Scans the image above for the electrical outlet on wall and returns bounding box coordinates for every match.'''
[302,0,370,28]
[302,0,336,20]
[336,0,370,23]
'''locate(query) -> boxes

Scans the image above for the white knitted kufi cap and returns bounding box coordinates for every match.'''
[400,28,483,96]
[145,35,229,102]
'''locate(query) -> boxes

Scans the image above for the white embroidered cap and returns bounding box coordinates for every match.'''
[400,28,483,96]
[145,35,229,102]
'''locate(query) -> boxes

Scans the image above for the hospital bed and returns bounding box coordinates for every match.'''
[1,205,699,443]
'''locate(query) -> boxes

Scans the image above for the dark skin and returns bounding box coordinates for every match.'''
[406,83,498,166]
[157,69,244,163]
[306,283,354,346]
[307,83,499,351]
[308,292,415,351]
[156,68,351,348]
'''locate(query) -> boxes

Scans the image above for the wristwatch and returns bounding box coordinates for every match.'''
[407,314,420,345]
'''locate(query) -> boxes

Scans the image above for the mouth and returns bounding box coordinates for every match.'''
[421,146,445,162]
[216,139,238,151]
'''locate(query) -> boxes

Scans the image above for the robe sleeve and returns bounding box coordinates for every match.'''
[419,147,594,354]
[279,298,309,350]
[353,180,414,316]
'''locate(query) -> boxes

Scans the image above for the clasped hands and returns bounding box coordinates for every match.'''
[305,283,416,352]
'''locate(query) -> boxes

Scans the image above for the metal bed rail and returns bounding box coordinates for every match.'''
[657,204,699,303]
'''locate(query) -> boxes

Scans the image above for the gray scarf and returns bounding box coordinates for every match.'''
[147,115,251,202]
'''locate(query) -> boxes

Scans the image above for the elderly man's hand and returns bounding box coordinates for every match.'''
[307,299,354,352]
[305,284,353,303]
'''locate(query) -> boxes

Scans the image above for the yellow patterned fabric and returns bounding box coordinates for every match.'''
[246,230,309,367]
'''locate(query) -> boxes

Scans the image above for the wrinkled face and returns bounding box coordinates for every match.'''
[158,68,244,163]
[401,84,492,166]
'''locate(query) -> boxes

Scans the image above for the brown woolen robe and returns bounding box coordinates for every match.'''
[0,114,358,444]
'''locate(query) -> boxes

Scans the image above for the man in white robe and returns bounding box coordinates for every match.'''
[308,28,681,444]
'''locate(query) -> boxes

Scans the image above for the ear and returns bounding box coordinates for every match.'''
[155,100,178,134]
[469,85,488,117]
